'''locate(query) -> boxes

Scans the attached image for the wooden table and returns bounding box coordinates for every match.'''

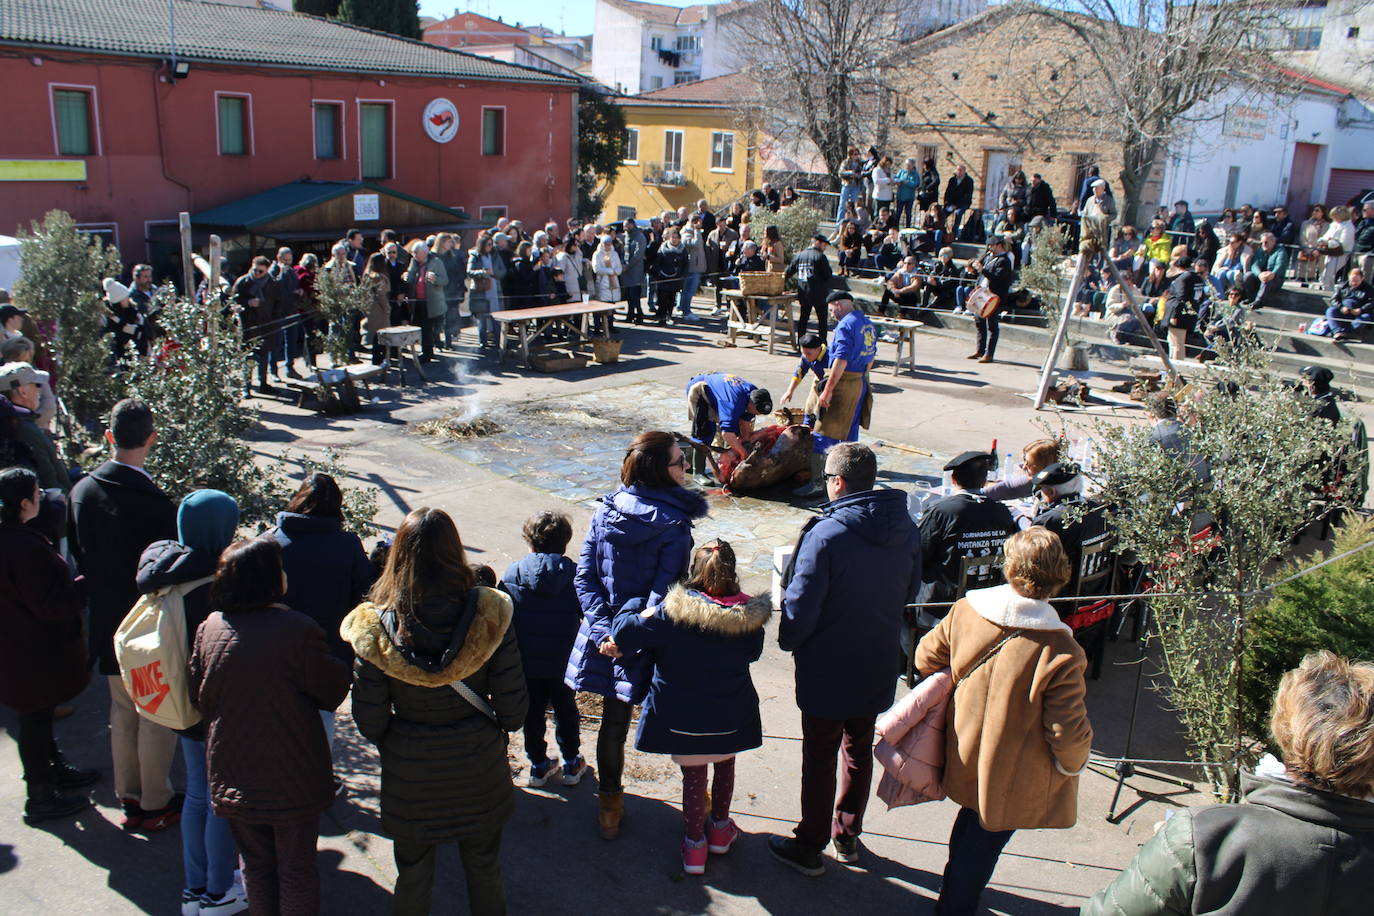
[492,300,620,368]
[869,315,925,376]
[375,325,425,385]
[721,290,798,355]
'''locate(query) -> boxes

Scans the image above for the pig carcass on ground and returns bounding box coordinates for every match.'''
[723,424,814,492]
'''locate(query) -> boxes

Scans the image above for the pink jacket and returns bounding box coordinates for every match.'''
[874,668,952,809]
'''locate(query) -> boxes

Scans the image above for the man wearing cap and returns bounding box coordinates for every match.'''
[968,238,1014,363]
[880,255,924,316]
[1301,365,1341,423]
[1079,178,1117,251]
[621,217,648,325]
[232,256,280,395]
[785,235,835,338]
[1030,463,1108,598]
[685,371,772,473]
[0,362,68,493]
[809,291,876,454]
[916,451,1018,610]
[1,303,28,343]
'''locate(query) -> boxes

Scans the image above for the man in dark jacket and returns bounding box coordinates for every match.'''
[918,158,941,211]
[269,247,304,380]
[68,398,180,830]
[0,362,68,493]
[232,256,279,395]
[1026,174,1057,222]
[943,165,974,235]
[786,235,835,338]
[771,443,921,875]
[917,450,1018,610]
[1355,199,1374,277]
[1030,463,1109,598]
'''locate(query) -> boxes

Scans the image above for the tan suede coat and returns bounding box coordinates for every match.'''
[915,585,1092,831]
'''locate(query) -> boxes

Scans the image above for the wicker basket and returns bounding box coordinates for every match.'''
[738,271,785,296]
[529,352,590,373]
[592,338,622,363]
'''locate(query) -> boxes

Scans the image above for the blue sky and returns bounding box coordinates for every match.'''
[418,1,712,38]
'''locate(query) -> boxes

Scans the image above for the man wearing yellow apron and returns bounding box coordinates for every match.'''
[797,292,876,496]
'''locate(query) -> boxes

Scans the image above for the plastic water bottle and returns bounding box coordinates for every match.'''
[941,470,953,494]
[1082,438,1095,472]
[1002,452,1015,482]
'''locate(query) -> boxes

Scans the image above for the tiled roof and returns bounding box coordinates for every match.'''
[191,180,468,229]
[0,0,575,84]
[602,0,751,27]
[636,70,759,102]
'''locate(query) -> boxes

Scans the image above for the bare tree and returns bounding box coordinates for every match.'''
[733,0,945,186]
[1027,0,1295,227]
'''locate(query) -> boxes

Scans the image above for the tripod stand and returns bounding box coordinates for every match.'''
[1102,590,1195,823]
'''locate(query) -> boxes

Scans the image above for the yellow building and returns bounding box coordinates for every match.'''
[601,73,762,223]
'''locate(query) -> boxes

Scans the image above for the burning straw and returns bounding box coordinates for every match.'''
[416,415,504,439]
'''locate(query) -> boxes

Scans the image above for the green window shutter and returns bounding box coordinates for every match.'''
[314,104,337,159]
[54,90,91,156]
[482,108,504,156]
[218,96,245,155]
[361,103,389,178]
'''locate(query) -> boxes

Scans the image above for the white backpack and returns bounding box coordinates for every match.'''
[114,576,214,730]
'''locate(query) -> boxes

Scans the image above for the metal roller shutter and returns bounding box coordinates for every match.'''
[1327,169,1374,208]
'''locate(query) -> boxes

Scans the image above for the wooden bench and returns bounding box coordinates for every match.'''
[282,363,386,412]
[869,316,925,376]
[721,290,798,354]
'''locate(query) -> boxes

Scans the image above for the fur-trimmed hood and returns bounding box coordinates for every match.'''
[660,585,772,637]
[339,587,513,688]
[964,584,1070,633]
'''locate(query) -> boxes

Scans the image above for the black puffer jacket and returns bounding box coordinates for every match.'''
[342,587,527,843]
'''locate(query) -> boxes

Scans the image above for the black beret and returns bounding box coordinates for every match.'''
[826,290,855,304]
[1301,365,1334,386]
[1032,462,1078,489]
[749,388,773,415]
[813,234,830,244]
[943,450,993,472]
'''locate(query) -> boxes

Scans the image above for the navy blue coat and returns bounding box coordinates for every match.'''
[266,512,375,661]
[566,484,708,703]
[780,487,922,720]
[611,586,769,756]
[501,552,581,680]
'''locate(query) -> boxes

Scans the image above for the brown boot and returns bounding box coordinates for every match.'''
[598,790,625,840]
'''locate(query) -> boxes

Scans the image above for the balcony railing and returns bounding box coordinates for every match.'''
[643,161,687,187]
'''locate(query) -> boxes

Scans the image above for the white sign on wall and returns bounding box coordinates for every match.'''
[1223,105,1267,141]
[423,98,459,143]
[353,193,380,221]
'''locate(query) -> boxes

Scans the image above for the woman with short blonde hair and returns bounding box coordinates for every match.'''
[914,526,1091,913]
[1085,651,1374,913]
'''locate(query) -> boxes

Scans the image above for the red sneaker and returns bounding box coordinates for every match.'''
[118,798,144,830]
[681,835,708,875]
[706,818,740,854]
[136,793,185,833]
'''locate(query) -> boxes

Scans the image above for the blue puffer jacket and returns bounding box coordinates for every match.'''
[780,487,922,720]
[501,552,581,680]
[611,586,770,756]
[566,484,708,702]
[266,512,375,661]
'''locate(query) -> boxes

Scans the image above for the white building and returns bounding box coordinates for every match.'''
[591,0,753,95]
[1274,0,1374,95]
[1159,70,1374,215]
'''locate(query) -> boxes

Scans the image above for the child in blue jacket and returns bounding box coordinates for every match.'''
[609,538,771,875]
[502,511,585,787]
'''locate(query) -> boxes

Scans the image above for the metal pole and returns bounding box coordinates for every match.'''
[177,211,194,303]
[1033,252,1090,410]
[1099,256,1181,387]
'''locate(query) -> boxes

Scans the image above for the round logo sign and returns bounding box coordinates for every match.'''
[422,98,459,144]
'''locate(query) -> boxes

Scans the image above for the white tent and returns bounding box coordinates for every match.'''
[0,236,20,292]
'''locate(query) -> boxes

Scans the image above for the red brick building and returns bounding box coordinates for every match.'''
[0,0,578,269]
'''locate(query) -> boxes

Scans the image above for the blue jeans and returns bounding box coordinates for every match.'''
[679,273,702,316]
[936,807,1014,915]
[1325,305,1372,337]
[838,184,861,219]
[895,198,915,227]
[181,737,239,897]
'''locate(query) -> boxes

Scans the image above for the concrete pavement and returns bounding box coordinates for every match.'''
[4,309,1354,914]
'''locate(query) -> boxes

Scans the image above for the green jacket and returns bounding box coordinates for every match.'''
[17,415,68,493]
[403,252,449,320]
[1249,245,1289,283]
[1083,771,1374,915]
